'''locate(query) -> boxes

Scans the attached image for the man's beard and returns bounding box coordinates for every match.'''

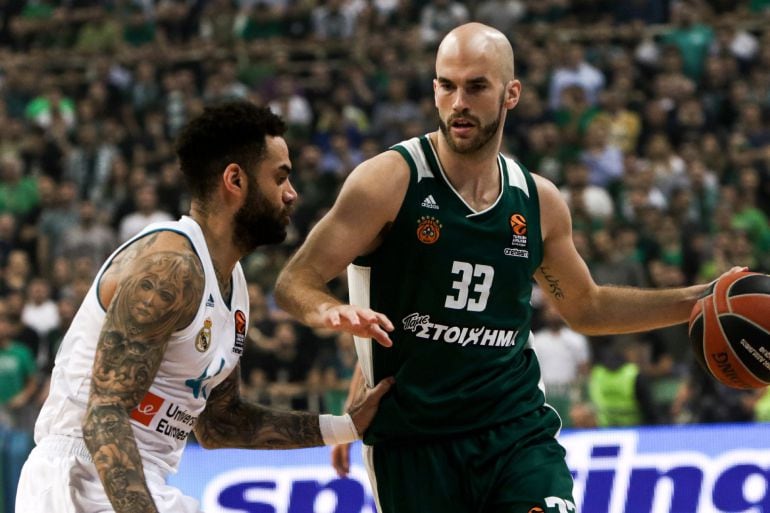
[233,180,288,253]
[438,95,505,154]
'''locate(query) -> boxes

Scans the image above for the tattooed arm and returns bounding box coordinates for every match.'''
[532,175,716,335]
[194,362,322,449]
[194,361,394,450]
[82,232,204,513]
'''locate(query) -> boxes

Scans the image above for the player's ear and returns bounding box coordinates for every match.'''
[505,80,521,110]
[222,163,246,196]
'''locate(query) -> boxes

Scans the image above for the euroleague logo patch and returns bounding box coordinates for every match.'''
[233,310,246,354]
[416,216,442,244]
[510,213,527,235]
[505,212,529,258]
[528,508,544,513]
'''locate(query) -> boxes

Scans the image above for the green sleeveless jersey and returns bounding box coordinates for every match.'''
[349,135,546,444]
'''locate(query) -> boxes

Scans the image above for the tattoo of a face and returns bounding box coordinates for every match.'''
[195,366,323,449]
[83,248,204,513]
[540,266,565,300]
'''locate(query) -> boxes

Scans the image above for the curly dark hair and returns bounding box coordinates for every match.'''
[174,101,287,202]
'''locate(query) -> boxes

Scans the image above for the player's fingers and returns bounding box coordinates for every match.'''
[356,309,393,332]
[331,445,350,477]
[725,265,749,276]
[368,324,393,347]
[374,312,394,332]
[325,309,342,328]
[356,309,380,324]
[338,308,363,328]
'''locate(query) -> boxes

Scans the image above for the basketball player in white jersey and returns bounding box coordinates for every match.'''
[15,102,394,513]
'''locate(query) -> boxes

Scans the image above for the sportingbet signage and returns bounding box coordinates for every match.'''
[170,423,770,513]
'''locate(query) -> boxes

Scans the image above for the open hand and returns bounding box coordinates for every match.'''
[320,304,394,347]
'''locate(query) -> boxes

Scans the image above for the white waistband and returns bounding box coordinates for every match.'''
[35,434,167,478]
[36,435,93,461]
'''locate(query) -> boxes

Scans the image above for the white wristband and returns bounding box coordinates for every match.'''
[319,413,359,445]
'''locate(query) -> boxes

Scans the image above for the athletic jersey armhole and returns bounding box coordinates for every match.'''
[390,145,419,181]
[517,160,544,271]
[355,145,418,268]
[95,228,202,313]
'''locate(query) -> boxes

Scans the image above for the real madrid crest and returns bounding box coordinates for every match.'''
[195,318,212,352]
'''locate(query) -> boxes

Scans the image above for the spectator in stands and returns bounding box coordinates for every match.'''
[65,122,119,202]
[21,277,59,345]
[129,60,162,124]
[660,1,715,81]
[474,0,526,35]
[1,249,32,296]
[594,87,642,154]
[548,41,606,111]
[0,303,37,513]
[268,75,313,143]
[255,320,320,411]
[36,180,80,272]
[639,259,692,378]
[370,77,423,147]
[580,118,625,193]
[311,0,358,40]
[23,80,76,131]
[560,159,615,226]
[589,228,649,288]
[586,338,662,427]
[532,301,591,424]
[0,213,17,269]
[0,304,37,421]
[19,124,65,182]
[320,332,358,415]
[117,182,173,242]
[671,359,755,424]
[60,199,118,270]
[644,132,688,196]
[320,132,364,177]
[0,152,39,221]
[419,0,469,46]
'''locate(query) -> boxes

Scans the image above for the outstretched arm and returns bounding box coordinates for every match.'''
[194,362,393,449]
[275,151,410,346]
[82,232,204,513]
[533,175,742,335]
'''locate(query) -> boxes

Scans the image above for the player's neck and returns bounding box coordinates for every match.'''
[188,204,241,280]
[430,131,502,209]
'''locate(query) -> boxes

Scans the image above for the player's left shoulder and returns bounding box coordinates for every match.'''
[531,172,571,239]
[531,173,563,207]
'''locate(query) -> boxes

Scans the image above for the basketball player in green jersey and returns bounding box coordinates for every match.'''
[275,22,744,513]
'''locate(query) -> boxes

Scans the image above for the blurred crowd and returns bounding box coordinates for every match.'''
[2,0,770,506]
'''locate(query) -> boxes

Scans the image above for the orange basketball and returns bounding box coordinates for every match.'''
[688,271,770,389]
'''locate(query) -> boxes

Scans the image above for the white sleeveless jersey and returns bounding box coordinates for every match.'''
[35,215,249,476]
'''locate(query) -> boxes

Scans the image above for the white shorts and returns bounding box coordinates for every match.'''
[15,435,203,513]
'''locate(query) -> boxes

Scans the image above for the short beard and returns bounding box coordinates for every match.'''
[438,93,505,154]
[232,179,287,254]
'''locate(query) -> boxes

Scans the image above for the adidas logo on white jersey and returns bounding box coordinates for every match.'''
[421,195,439,209]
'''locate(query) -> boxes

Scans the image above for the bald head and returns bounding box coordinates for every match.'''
[437,23,514,83]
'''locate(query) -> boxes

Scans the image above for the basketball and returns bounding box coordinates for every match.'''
[688,271,770,389]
